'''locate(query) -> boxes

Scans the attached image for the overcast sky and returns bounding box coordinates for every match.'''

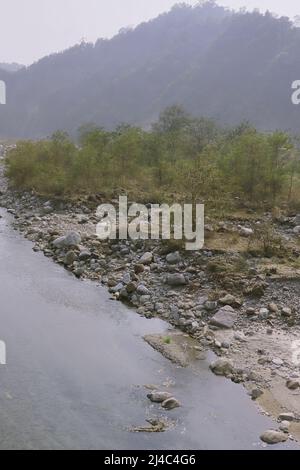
[0,1,298,65]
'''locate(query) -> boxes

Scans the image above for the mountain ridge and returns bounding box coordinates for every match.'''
[1,2,300,138]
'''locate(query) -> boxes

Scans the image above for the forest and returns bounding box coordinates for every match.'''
[6,106,300,213]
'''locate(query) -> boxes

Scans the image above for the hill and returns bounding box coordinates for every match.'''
[1,1,300,138]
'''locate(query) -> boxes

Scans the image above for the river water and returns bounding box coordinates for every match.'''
[0,208,297,450]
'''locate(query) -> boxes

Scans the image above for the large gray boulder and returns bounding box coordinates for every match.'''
[166,273,187,287]
[53,231,81,248]
[210,305,237,329]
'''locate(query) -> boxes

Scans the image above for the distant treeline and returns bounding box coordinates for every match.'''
[6,106,300,209]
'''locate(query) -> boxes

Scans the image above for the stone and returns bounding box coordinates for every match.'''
[272,357,283,366]
[134,264,145,274]
[244,281,266,297]
[279,421,290,433]
[204,301,218,312]
[79,249,91,260]
[210,306,237,329]
[251,388,263,400]
[246,307,256,316]
[110,282,124,293]
[260,430,288,445]
[210,358,234,377]
[74,267,84,278]
[166,251,181,265]
[239,226,254,237]
[140,252,153,265]
[282,307,292,317]
[234,332,247,342]
[119,288,129,300]
[219,294,242,308]
[147,391,173,403]
[137,284,151,296]
[278,412,295,422]
[122,273,131,284]
[126,282,137,294]
[120,247,130,255]
[268,302,279,313]
[64,250,77,265]
[53,231,81,248]
[166,274,187,287]
[286,379,300,390]
[259,308,269,319]
[161,397,181,410]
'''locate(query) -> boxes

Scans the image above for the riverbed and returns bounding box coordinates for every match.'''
[0,208,297,450]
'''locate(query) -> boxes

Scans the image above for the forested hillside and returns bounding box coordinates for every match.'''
[1,1,300,138]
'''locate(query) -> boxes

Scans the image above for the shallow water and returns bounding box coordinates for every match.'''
[0,208,297,450]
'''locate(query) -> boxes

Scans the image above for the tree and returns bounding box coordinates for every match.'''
[266,132,292,201]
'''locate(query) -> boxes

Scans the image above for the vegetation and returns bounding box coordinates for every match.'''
[6,106,300,211]
[2,2,300,138]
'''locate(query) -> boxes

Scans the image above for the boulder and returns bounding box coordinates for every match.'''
[278,412,295,422]
[53,231,81,248]
[279,421,290,433]
[286,379,300,390]
[282,307,292,317]
[166,251,181,265]
[64,250,77,266]
[219,294,242,308]
[137,284,151,296]
[239,226,254,237]
[204,300,218,312]
[268,302,279,313]
[260,430,288,445]
[210,305,237,329]
[140,252,153,265]
[126,282,137,294]
[134,264,145,274]
[147,391,173,403]
[166,274,187,287]
[210,358,234,377]
[79,249,91,260]
[161,397,181,410]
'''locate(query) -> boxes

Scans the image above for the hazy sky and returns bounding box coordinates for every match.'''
[0,1,298,65]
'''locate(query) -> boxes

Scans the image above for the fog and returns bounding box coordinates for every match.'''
[0,0,298,64]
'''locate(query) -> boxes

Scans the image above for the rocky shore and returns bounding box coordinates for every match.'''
[1,162,300,445]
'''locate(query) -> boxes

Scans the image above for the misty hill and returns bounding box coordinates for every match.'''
[1,1,300,139]
[0,63,24,73]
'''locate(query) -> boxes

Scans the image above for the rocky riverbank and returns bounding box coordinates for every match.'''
[1,162,300,445]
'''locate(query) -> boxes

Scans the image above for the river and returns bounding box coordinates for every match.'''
[0,208,297,450]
